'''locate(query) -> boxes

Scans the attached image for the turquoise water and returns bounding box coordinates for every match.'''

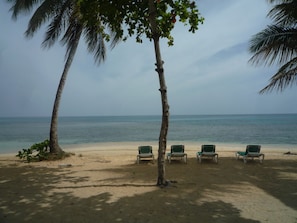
[0,114,296,153]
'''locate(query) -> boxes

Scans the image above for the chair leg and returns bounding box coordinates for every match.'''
[260,154,264,163]
[214,155,218,163]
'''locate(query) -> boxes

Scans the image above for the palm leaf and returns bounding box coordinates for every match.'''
[8,0,40,19]
[249,25,297,66]
[41,0,74,48]
[25,0,63,39]
[268,0,297,26]
[260,57,297,93]
[267,0,294,4]
[61,21,83,61]
[84,26,107,65]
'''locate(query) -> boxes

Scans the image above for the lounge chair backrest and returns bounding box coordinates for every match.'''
[201,145,216,153]
[171,145,184,153]
[246,145,261,153]
[138,146,152,154]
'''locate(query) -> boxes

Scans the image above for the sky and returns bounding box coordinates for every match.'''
[1,0,297,117]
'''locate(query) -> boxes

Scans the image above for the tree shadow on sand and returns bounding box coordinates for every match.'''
[0,156,296,223]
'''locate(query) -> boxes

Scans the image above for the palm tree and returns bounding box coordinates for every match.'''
[249,0,297,93]
[8,0,120,154]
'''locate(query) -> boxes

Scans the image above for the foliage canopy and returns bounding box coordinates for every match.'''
[78,0,204,45]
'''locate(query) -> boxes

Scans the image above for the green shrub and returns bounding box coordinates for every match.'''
[16,139,50,162]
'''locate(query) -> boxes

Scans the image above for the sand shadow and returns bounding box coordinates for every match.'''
[0,156,296,222]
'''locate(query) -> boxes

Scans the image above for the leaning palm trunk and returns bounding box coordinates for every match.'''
[148,0,170,186]
[49,28,82,154]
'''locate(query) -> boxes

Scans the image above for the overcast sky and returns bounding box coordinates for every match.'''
[1,0,296,117]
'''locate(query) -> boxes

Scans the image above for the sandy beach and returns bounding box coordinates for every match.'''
[0,142,297,223]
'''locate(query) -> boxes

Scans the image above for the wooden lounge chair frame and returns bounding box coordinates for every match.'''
[137,146,154,164]
[167,145,187,164]
[236,145,264,163]
[196,144,218,163]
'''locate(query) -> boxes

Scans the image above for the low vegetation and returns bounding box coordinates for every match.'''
[16,139,71,162]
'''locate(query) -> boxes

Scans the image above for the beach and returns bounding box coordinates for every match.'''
[0,142,297,223]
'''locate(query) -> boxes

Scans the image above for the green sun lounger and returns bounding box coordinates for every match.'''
[167,145,187,164]
[236,145,264,163]
[196,144,218,163]
[137,146,154,164]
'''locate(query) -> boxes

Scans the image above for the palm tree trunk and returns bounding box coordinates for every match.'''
[148,0,170,186]
[49,29,82,154]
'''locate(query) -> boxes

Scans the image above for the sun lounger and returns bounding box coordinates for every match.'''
[196,144,218,163]
[137,146,154,164]
[167,145,187,163]
[236,145,264,163]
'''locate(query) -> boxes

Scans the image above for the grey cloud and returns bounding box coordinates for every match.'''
[0,0,296,117]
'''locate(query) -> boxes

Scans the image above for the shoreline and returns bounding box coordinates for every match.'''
[1,141,296,161]
[1,141,296,156]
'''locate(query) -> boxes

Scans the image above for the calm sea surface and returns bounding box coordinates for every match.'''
[0,114,296,154]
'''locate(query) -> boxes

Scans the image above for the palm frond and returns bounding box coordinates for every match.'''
[268,0,297,26]
[110,32,122,49]
[260,57,297,93]
[266,0,294,4]
[83,22,122,65]
[84,24,107,64]
[25,0,62,38]
[249,25,297,66]
[9,0,122,66]
[41,0,73,48]
[61,21,83,62]
[108,24,123,49]
[8,0,40,19]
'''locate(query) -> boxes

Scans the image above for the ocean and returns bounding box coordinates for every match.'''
[0,114,296,154]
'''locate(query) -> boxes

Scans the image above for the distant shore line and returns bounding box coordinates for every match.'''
[1,141,296,156]
[61,141,297,154]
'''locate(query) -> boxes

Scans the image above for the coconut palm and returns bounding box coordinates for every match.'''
[8,0,120,154]
[249,0,297,93]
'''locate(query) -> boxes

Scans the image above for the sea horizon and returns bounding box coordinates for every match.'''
[1,112,297,118]
[1,113,297,154]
